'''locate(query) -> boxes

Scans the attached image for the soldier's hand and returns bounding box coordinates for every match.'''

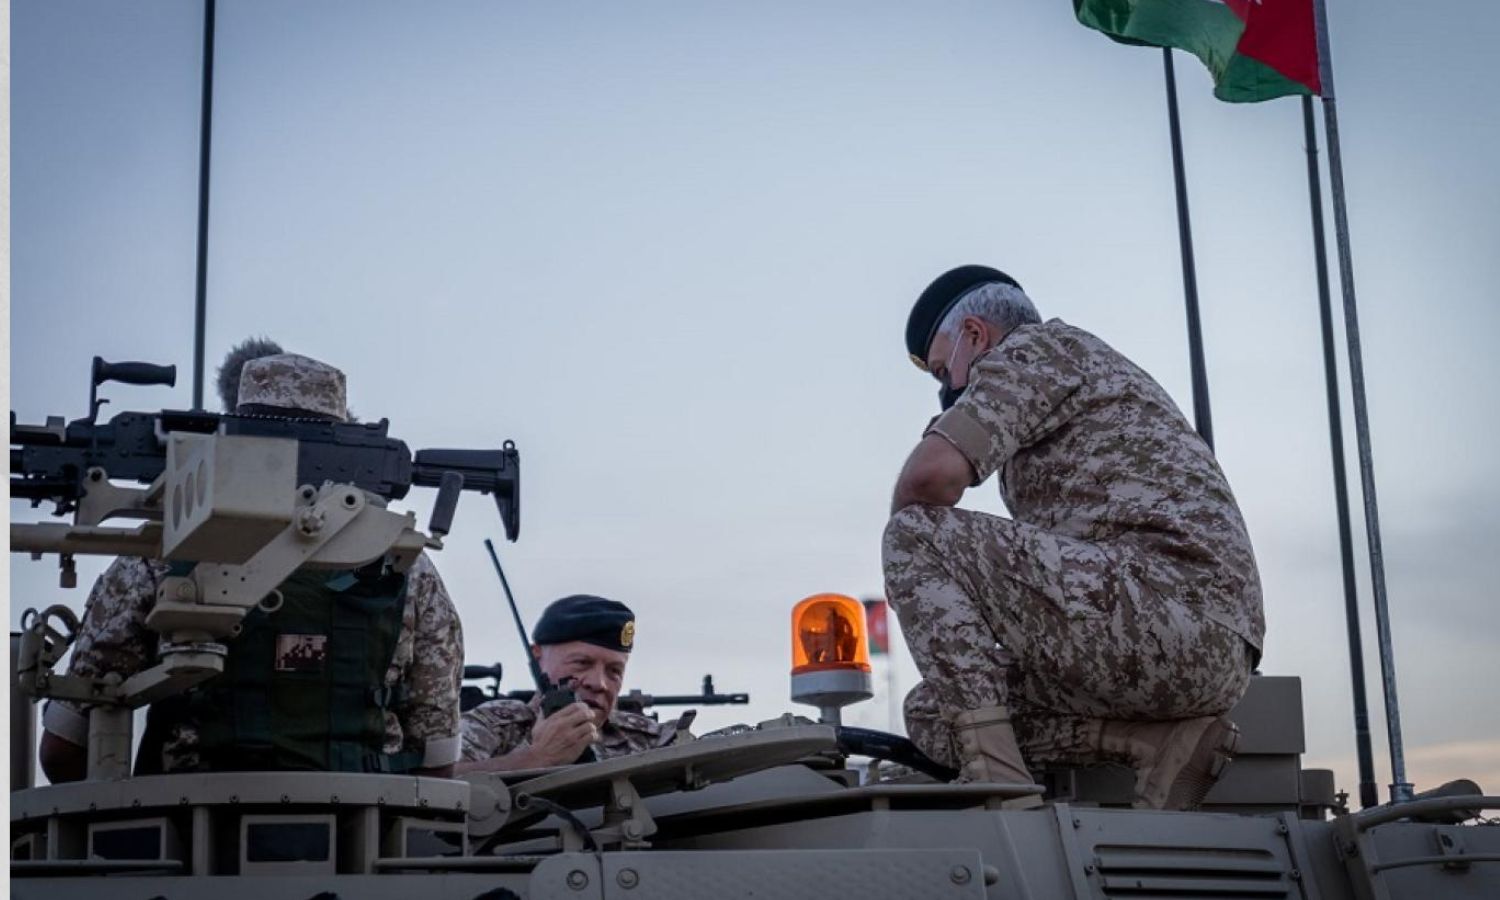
[527,702,598,766]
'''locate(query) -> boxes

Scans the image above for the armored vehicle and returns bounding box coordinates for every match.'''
[9,363,1498,898]
[10,611,1500,899]
[10,5,1497,893]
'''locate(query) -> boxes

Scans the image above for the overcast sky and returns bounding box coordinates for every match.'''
[10,1,1498,795]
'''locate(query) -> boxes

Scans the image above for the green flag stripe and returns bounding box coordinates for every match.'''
[1076,0,1246,80]
[1215,52,1314,103]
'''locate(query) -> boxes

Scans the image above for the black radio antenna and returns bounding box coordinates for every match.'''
[484,538,548,693]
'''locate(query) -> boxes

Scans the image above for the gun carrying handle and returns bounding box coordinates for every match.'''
[89,358,178,423]
[92,358,177,388]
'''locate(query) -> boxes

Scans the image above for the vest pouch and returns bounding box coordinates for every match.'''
[142,564,410,774]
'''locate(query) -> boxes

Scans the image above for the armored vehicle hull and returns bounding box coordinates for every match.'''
[12,713,1499,899]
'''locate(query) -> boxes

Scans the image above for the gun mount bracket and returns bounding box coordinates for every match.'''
[17,605,81,696]
[599,775,657,849]
[147,482,426,639]
[119,644,228,707]
[77,467,159,528]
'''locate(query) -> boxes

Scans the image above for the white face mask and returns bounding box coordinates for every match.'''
[938,327,983,411]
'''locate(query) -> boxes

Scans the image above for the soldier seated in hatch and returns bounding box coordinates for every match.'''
[456,596,693,772]
[38,348,465,781]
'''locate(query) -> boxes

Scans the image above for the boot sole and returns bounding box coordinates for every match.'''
[1165,716,1240,811]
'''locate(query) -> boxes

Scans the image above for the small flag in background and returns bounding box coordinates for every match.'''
[1074,0,1321,102]
[863,598,890,655]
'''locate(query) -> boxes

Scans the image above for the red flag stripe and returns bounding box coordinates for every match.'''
[1236,1,1322,94]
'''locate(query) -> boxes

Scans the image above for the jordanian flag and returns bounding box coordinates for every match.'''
[1075,0,1321,102]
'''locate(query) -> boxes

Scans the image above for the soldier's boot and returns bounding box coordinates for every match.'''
[951,706,1044,808]
[1098,715,1239,810]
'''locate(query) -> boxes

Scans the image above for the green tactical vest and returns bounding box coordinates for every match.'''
[138,563,424,775]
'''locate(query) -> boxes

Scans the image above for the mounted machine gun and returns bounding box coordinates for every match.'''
[11,356,521,780]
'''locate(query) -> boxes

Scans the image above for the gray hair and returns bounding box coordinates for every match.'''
[216,336,283,412]
[935,281,1040,342]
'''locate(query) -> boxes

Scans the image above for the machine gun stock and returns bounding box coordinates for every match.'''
[415,448,520,540]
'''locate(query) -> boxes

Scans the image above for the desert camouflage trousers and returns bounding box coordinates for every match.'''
[883,505,1253,770]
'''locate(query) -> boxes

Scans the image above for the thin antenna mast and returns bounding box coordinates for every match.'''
[191,0,217,409]
[484,538,549,692]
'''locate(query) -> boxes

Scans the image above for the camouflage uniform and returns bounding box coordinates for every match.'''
[886,319,1262,769]
[43,553,463,771]
[461,698,691,763]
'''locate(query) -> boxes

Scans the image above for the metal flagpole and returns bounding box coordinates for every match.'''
[1311,0,1412,803]
[191,0,217,410]
[1161,49,1214,449]
[1301,95,1379,810]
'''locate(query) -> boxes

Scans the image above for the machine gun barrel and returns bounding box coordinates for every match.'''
[617,676,750,710]
[636,692,750,706]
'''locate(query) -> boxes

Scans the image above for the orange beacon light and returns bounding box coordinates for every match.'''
[790,593,873,724]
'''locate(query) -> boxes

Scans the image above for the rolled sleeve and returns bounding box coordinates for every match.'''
[398,556,464,757]
[422,735,461,769]
[925,406,998,486]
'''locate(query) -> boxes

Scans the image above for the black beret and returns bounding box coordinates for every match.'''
[905,265,1022,370]
[533,595,636,653]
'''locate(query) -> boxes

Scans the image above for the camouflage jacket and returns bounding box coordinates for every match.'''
[926,319,1264,650]
[460,697,692,764]
[42,553,464,771]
